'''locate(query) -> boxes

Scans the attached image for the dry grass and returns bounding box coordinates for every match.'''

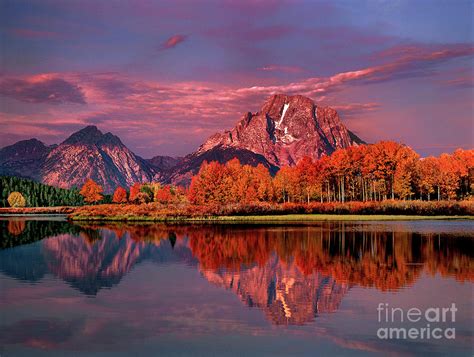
[69,200,474,221]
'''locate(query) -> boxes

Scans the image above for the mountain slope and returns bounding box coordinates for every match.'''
[1,94,365,189]
[166,94,363,184]
[0,139,54,180]
[41,126,156,193]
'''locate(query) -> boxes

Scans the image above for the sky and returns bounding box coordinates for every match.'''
[0,0,472,158]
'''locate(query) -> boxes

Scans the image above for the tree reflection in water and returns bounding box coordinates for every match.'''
[1,219,472,325]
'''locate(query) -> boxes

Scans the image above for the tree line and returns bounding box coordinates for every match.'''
[188,142,473,204]
[59,142,474,206]
[2,141,472,207]
[1,176,84,207]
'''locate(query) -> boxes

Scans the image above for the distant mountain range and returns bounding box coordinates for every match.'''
[0,94,364,192]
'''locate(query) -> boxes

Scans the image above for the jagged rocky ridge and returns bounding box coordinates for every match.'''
[0,139,54,180]
[0,94,364,190]
[41,126,157,193]
[167,94,364,185]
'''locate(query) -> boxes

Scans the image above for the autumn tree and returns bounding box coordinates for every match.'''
[416,157,440,201]
[188,161,230,205]
[129,183,142,203]
[7,191,26,207]
[155,185,174,204]
[253,164,275,202]
[183,143,470,205]
[140,184,155,200]
[112,186,128,203]
[135,192,151,204]
[452,149,474,199]
[293,156,320,203]
[393,145,419,200]
[438,153,461,200]
[274,166,295,203]
[79,179,103,204]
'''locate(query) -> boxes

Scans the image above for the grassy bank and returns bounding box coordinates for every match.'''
[0,206,76,215]
[68,200,473,222]
[70,213,473,222]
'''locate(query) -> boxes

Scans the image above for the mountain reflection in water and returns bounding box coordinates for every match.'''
[1,219,472,327]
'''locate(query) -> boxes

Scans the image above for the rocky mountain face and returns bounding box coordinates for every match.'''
[0,94,364,190]
[165,94,363,184]
[41,126,156,193]
[0,139,54,180]
[199,94,364,166]
[0,224,349,322]
[201,255,349,325]
[147,155,181,172]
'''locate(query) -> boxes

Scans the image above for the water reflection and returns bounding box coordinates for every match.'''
[1,219,472,326]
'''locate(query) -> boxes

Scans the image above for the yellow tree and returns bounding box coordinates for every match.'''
[8,191,26,207]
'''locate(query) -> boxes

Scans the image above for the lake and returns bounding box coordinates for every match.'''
[0,218,472,356]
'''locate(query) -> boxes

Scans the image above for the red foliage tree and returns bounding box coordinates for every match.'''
[155,185,174,204]
[112,186,128,203]
[129,183,142,203]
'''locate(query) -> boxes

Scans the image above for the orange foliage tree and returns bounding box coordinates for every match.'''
[112,186,128,203]
[79,179,103,204]
[118,144,472,206]
[188,159,275,205]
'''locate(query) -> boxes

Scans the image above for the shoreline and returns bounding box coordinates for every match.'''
[1,202,472,222]
[68,214,474,222]
[0,207,76,215]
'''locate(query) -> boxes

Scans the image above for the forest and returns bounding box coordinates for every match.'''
[0,176,84,207]
[187,142,473,205]
[2,142,473,213]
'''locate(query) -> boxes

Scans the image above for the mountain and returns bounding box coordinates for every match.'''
[0,94,364,190]
[201,255,349,325]
[147,155,181,172]
[0,139,54,180]
[165,94,364,184]
[41,126,156,193]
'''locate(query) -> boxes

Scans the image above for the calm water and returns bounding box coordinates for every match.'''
[0,218,473,356]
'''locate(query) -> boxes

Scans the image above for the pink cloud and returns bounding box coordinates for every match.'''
[440,75,473,88]
[331,103,380,117]
[1,43,472,156]
[161,34,187,50]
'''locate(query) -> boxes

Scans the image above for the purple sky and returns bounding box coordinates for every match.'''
[0,0,472,158]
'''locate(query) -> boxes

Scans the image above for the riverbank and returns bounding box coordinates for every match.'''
[1,201,472,221]
[68,200,473,221]
[0,206,76,215]
[70,213,473,222]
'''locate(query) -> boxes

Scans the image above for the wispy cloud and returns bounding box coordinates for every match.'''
[1,43,472,156]
[160,34,187,50]
[332,103,380,117]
